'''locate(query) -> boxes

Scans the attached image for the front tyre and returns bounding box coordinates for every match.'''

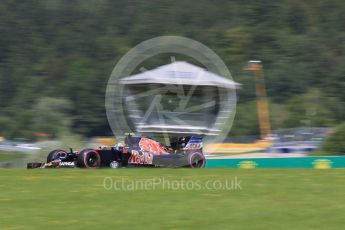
[77,149,101,168]
[47,149,68,163]
[187,152,206,168]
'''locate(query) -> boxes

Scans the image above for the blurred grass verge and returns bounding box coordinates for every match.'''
[0,169,344,229]
[0,152,26,162]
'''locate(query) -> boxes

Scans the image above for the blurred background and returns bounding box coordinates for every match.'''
[0,0,344,164]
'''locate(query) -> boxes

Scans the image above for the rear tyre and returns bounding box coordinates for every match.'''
[187,152,206,168]
[47,149,68,163]
[77,149,101,168]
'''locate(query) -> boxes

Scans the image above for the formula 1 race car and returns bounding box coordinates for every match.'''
[27,136,206,169]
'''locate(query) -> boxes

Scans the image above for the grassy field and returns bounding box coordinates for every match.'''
[0,169,345,229]
[0,151,26,162]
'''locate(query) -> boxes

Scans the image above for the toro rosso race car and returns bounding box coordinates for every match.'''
[27,136,206,169]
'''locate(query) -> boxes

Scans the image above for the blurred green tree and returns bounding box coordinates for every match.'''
[0,0,344,138]
[321,122,345,155]
[32,97,72,137]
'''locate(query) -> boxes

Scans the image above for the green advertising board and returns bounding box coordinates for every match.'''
[206,156,345,169]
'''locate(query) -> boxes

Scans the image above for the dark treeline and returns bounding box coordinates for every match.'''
[0,0,344,139]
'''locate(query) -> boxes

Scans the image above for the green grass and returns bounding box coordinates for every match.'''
[0,169,345,229]
[0,151,26,162]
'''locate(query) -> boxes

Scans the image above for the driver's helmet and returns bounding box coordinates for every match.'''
[113,142,124,151]
[178,137,189,149]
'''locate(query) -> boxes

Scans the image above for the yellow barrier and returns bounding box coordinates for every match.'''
[205,140,272,153]
[92,137,117,146]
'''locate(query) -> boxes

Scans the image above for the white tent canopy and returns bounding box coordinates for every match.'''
[120,61,240,89]
[119,61,239,136]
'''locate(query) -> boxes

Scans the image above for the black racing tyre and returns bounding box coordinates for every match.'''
[47,149,68,163]
[187,152,206,168]
[77,149,101,168]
